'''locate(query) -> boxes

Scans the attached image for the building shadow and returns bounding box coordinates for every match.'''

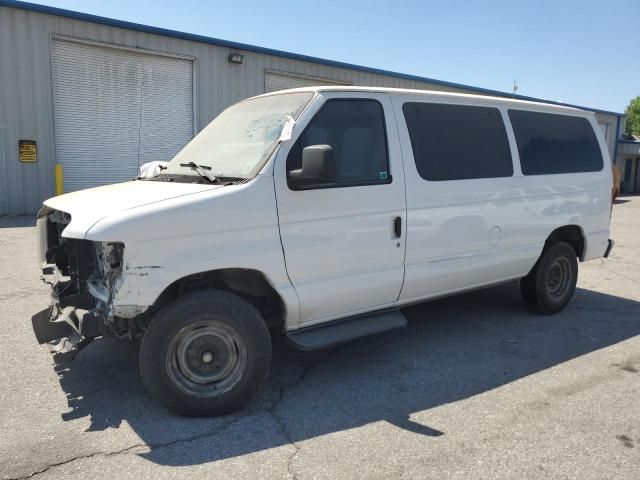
[0,216,35,228]
[52,283,640,466]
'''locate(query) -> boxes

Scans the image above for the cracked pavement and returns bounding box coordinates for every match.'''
[1,197,639,480]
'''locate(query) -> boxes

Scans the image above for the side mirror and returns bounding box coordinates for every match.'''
[289,145,336,187]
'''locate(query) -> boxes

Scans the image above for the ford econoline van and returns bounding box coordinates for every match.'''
[32,87,614,416]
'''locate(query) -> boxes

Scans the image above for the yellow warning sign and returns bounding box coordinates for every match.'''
[19,140,37,163]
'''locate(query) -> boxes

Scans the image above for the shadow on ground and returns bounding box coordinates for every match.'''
[53,283,640,466]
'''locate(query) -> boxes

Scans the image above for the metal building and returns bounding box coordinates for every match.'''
[0,0,626,215]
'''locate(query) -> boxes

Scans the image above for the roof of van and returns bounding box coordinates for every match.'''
[258,86,596,115]
[0,0,623,118]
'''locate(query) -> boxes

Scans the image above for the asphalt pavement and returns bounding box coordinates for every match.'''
[1,197,639,479]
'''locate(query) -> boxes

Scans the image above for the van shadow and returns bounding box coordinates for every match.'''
[54,283,640,466]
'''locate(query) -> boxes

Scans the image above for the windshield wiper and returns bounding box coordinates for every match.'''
[179,162,217,183]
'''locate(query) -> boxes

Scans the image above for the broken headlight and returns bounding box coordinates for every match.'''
[87,242,125,310]
[99,242,124,275]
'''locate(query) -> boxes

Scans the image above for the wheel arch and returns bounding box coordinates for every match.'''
[545,225,586,261]
[149,268,287,331]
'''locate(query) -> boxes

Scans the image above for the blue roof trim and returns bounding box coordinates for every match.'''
[1,0,623,117]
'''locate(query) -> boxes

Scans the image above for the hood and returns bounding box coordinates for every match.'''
[43,180,220,239]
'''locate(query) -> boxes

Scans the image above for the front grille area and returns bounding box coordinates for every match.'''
[43,210,96,293]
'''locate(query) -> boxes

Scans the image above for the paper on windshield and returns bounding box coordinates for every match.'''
[279,115,295,142]
[138,161,169,178]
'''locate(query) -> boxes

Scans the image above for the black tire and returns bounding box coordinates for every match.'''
[520,241,578,315]
[519,272,538,306]
[139,289,271,417]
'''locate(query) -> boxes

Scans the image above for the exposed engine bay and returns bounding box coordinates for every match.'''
[32,208,147,359]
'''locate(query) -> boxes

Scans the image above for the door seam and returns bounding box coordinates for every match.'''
[387,94,409,303]
[271,170,302,328]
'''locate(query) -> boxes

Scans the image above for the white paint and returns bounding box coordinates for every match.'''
[40,86,613,330]
[273,91,406,326]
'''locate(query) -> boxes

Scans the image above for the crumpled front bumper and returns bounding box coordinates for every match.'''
[31,289,105,345]
[32,209,111,354]
[30,271,112,362]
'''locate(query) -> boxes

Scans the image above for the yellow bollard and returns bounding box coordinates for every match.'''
[55,164,64,195]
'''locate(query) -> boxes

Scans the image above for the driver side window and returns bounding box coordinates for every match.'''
[286,99,391,189]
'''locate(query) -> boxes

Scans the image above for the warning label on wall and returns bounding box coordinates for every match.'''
[19,140,37,163]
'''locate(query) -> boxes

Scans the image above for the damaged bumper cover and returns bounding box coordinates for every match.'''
[32,298,104,345]
[32,208,148,353]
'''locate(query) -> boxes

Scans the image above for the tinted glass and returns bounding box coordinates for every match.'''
[508,110,603,175]
[402,102,513,181]
[287,99,390,188]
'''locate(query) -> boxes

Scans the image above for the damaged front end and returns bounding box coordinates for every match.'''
[32,208,146,360]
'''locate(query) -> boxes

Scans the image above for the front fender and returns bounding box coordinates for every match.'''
[87,175,300,328]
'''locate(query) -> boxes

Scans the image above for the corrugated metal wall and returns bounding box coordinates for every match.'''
[0,5,620,215]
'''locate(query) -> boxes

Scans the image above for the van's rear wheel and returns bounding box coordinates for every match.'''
[520,241,578,314]
[139,289,271,417]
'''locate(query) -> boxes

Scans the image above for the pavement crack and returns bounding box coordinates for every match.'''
[269,402,301,480]
[9,444,146,480]
[10,416,242,480]
[265,346,342,480]
[13,344,343,480]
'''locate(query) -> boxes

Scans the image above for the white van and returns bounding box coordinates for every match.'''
[32,87,614,416]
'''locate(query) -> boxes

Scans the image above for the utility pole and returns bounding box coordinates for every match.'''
[512,79,518,98]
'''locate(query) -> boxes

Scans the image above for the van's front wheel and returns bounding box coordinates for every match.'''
[520,241,578,314]
[139,289,271,417]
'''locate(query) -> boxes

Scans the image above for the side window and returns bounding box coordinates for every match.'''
[402,102,513,181]
[508,110,603,175]
[287,99,390,188]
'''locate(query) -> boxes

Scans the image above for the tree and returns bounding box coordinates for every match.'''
[625,96,640,136]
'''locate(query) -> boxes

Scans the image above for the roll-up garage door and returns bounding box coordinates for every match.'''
[51,39,194,192]
[264,70,349,93]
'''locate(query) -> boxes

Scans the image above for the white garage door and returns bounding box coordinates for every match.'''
[51,39,194,192]
[264,70,349,93]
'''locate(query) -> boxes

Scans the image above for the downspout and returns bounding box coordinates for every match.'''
[612,115,621,165]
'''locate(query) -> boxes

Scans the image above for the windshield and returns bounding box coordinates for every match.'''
[164,92,314,179]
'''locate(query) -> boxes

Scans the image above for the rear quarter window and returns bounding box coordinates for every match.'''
[402,102,513,181]
[508,110,603,175]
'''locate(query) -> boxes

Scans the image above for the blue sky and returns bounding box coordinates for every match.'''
[31,0,638,113]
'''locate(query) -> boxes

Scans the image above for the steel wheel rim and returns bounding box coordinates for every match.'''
[547,257,572,299]
[166,321,247,397]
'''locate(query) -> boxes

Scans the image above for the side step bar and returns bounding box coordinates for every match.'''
[286,309,408,351]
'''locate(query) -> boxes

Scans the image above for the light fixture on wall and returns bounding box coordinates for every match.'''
[228,53,244,64]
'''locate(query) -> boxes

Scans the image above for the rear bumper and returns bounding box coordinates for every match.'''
[603,239,615,258]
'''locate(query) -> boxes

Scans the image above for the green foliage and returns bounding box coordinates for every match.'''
[625,96,640,136]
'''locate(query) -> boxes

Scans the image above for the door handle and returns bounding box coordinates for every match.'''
[393,216,402,238]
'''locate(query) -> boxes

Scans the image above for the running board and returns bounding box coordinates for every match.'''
[286,309,408,351]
